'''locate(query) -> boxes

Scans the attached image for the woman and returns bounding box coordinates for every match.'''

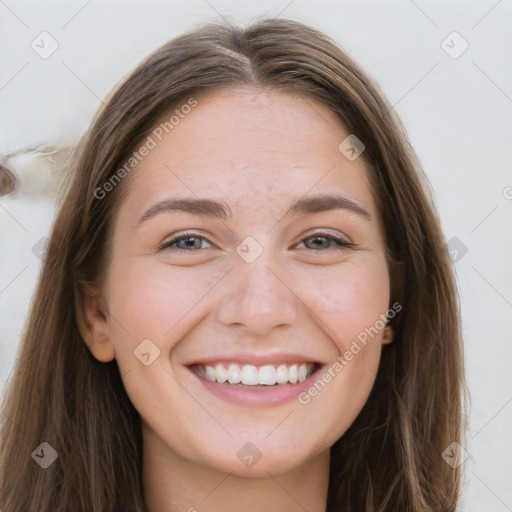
[0,17,467,512]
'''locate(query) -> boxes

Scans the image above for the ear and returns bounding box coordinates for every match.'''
[75,284,116,362]
[381,325,394,345]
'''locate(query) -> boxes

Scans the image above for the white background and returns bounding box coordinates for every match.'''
[1,1,511,510]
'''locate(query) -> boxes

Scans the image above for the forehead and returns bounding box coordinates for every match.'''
[117,87,377,222]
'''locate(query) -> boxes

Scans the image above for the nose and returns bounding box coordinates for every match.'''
[216,254,298,336]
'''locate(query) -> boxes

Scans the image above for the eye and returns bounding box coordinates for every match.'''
[158,231,353,253]
[159,232,213,251]
[297,232,353,251]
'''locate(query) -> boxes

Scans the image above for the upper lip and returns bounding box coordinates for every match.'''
[187,353,324,367]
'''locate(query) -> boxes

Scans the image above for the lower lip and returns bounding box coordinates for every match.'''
[188,366,322,407]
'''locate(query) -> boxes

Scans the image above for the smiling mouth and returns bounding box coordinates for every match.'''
[189,362,321,387]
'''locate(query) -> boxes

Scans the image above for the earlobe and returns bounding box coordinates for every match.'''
[381,325,394,345]
[75,284,116,362]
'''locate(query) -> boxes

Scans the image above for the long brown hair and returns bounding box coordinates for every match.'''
[0,18,467,511]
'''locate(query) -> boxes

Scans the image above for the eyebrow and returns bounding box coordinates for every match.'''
[137,193,371,225]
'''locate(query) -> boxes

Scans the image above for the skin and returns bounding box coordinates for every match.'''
[81,87,393,512]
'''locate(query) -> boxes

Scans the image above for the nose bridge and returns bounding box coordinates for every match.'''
[216,243,298,333]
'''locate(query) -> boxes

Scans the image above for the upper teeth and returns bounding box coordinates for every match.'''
[194,363,315,386]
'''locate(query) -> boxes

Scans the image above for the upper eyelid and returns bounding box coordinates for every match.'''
[159,232,212,249]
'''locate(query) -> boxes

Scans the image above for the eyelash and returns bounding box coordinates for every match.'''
[158,231,353,252]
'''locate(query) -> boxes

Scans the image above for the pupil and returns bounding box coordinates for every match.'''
[182,237,198,248]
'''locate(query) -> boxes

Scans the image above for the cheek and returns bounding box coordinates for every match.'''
[295,257,390,436]
[102,261,223,424]
[304,255,390,353]
[105,260,221,357]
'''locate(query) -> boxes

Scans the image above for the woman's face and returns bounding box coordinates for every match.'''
[91,87,392,477]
